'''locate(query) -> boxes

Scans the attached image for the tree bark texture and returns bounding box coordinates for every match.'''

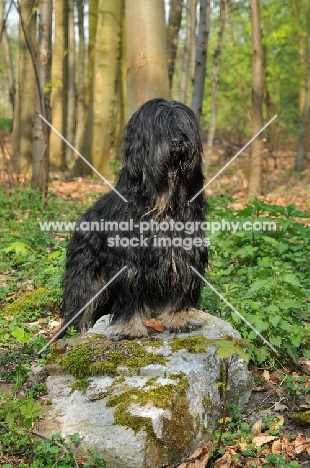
[50,0,68,168]
[191,0,210,120]
[32,0,52,201]
[249,0,264,196]
[205,0,226,170]
[167,0,183,91]
[91,0,121,176]
[295,0,310,172]
[126,0,169,118]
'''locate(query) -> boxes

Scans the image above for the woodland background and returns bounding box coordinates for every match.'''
[1,1,310,467]
[0,0,309,196]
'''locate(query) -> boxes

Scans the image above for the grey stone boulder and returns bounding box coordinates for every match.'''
[37,312,253,468]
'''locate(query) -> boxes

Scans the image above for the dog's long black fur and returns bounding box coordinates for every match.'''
[61,99,208,340]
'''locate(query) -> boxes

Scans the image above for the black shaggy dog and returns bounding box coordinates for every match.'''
[61,98,208,340]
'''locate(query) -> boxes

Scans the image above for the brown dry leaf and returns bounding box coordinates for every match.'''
[189,447,206,458]
[262,370,270,381]
[186,446,210,467]
[270,415,285,430]
[261,448,272,455]
[177,464,188,468]
[269,373,280,383]
[294,433,310,454]
[252,434,277,447]
[283,435,294,458]
[142,319,165,333]
[271,439,283,454]
[214,452,231,468]
[244,458,265,467]
[251,419,263,435]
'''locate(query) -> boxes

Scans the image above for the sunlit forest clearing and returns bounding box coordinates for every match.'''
[0,0,310,467]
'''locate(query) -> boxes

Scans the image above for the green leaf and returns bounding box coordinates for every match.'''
[47,250,62,260]
[4,241,34,255]
[216,346,236,359]
[11,327,33,343]
[282,274,301,287]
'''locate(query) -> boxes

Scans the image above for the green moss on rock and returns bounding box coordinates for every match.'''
[70,378,90,393]
[106,373,189,435]
[54,337,167,379]
[170,336,209,353]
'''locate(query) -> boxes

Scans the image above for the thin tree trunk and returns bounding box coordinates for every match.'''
[2,28,15,114]
[167,0,182,91]
[73,0,98,176]
[292,0,306,114]
[92,0,121,176]
[50,0,68,168]
[126,0,169,117]
[191,0,210,120]
[65,0,75,166]
[180,0,194,104]
[248,0,264,196]
[295,0,310,172]
[205,0,226,170]
[229,26,251,125]
[73,0,85,154]
[32,0,52,201]
[188,0,197,104]
[12,0,37,175]
[114,0,126,160]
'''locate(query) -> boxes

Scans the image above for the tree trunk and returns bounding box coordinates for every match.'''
[32,0,52,201]
[167,0,183,91]
[12,0,37,175]
[113,0,126,160]
[126,0,169,117]
[295,0,310,172]
[65,0,75,166]
[73,0,85,155]
[73,0,98,176]
[1,28,15,115]
[91,0,122,176]
[191,0,210,120]
[50,0,68,168]
[180,0,196,105]
[292,0,306,114]
[248,0,264,197]
[229,24,251,125]
[205,0,226,170]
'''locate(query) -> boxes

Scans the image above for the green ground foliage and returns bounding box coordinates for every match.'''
[0,186,309,466]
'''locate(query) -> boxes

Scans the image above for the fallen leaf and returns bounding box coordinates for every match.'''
[252,434,277,446]
[142,319,165,333]
[283,435,294,458]
[251,419,262,435]
[245,458,265,467]
[271,439,283,454]
[274,402,288,412]
[294,433,310,454]
[262,370,270,381]
[214,451,231,468]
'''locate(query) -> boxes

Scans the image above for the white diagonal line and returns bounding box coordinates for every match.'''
[38,266,128,354]
[39,114,128,203]
[189,115,278,202]
[190,266,278,354]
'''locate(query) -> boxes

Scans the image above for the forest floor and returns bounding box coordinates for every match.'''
[1,144,310,467]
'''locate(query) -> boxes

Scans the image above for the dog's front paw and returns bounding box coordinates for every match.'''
[105,316,151,341]
[157,308,207,334]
